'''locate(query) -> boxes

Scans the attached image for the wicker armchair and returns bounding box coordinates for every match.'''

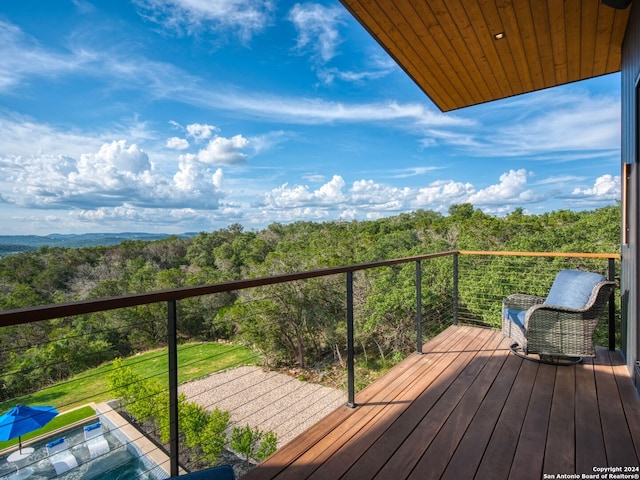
[502,269,615,363]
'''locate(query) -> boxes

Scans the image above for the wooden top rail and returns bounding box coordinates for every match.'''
[459,250,620,260]
[0,250,619,328]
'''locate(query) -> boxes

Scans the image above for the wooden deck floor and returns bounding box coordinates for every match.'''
[241,325,640,480]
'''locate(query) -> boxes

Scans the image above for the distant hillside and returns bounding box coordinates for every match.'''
[0,233,196,256]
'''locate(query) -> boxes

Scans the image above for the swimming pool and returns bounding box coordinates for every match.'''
[0,419,168,480]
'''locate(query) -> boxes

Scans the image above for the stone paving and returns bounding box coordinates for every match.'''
[179,366,346,448]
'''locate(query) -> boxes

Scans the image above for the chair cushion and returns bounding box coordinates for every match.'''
[504,308,527,329]
[544,270,606,309]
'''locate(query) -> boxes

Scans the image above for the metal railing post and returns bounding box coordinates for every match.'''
[416,260,423,354]
[168,300,179,477]
[453,253,459,325]
[608,257,616,351]
[346,271,356,408]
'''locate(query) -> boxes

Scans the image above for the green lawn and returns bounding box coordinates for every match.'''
[0,342,260,414]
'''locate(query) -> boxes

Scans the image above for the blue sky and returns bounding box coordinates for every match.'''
[0,0,621,235]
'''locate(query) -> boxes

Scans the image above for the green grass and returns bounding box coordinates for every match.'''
[0,342,260,415]
[0,405,96,451]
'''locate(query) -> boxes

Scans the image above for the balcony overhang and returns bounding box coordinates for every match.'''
[339,0,631,112]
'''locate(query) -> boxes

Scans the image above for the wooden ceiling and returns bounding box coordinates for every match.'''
[339,0,631,112]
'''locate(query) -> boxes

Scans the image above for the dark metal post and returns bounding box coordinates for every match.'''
[608,257,616,351]
[416,260,423,354]
[346,271,356,408]
[168,300,179,477]
[453,253,459,325]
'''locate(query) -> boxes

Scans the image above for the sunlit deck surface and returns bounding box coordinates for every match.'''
[242,325,640,480]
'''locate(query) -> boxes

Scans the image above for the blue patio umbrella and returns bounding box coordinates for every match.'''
[0,405,58,452]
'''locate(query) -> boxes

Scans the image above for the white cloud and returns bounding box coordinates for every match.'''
[174,154,207,192]
[189,90,469,126]
[256,206,331,223]
[212,168,224,189]
[317,175,346,203]
[71,204,231,231]
[0,21,199,99]
[166,136,189,150]
[468,169,540,205]
[77,139,151,176]
[133,0,274,43]
[571,174,620,200]
[0,19,452,136]
[248,130,290,155]
[392,167,442,179]
[350,179,410,210]
[0,21,460,131]
[315,49,397,86]
[0,114,108,158]
[535,175,585,186]
[317,65,396,86]
[413,180,475,208]
[0,21,95,92]
[339,208,358,221]
[497,95,620,155]
[440,88,621,159]
[197,134,250,165]
[260,168,606,221]
[1,140,225,210]
[264,175,408,213]
[303,173,326,183]
[288,3,346,63]
[265,183,314,207]
[186,123,218,141]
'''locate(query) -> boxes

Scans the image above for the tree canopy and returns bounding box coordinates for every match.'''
[0,205,620,399]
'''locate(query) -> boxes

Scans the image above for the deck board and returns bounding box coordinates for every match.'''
[544,366,576,474]
[609,349,640,457]
[367,329,502,480]
[575,358,607,473]
[242,325,640,480]
[439,348,521,480]
[307,325,484,480]
[407,335,511,480]
[309,326,483,480]
[594,348,639,467]
[474,358,539,480]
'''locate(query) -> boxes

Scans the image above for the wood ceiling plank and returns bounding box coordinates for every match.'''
[443,0,504,101]
[465,0,515,98]
[580,0,600,79]
[410,1,490,105]
[529,0,556,88]
[606,8,630,73]
[394,1,478,106]
[422,0,496,106]
[375,0,467,108]
[564,0,583,82]
[478,0,524,95]
[512,0,546,91]
[547,0,568,85]
[339,0,630,112]
[347,0,456,109]
[496,0,534,93]
[593,2,616,76]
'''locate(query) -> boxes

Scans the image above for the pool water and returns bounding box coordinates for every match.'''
[0,420,165,480]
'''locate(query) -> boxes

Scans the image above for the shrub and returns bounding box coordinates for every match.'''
[230,425,278,463]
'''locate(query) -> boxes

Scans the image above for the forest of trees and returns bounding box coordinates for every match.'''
[0,204,621,401]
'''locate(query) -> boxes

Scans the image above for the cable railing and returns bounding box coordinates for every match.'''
[0,250,620,478]
[455,251,619,350]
